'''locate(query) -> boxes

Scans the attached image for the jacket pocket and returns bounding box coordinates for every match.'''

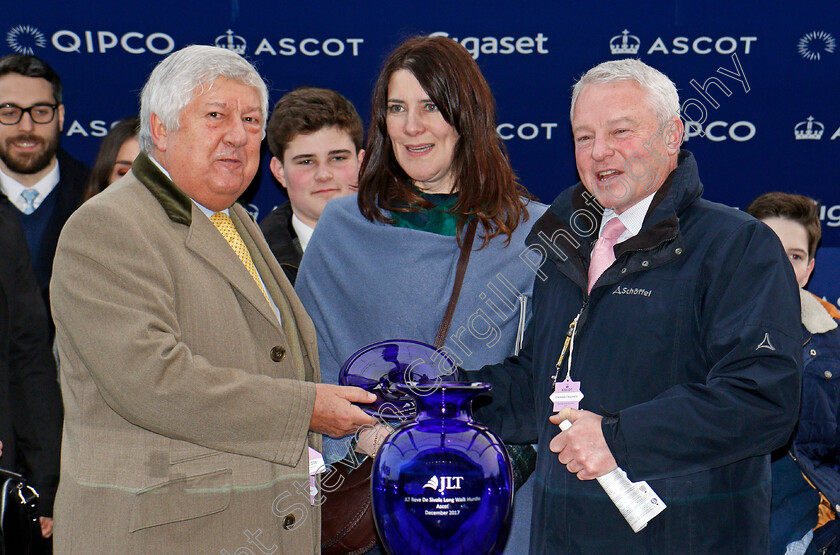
[169,444,223,465]
[129,468,232,532]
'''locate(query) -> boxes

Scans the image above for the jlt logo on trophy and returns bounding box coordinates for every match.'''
[423,476,465,495]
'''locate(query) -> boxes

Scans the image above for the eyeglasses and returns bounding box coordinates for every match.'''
[0,103,59,125]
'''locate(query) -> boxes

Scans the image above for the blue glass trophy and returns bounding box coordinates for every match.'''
[340,340,513,555]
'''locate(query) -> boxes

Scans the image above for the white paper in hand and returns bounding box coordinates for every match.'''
[559,419,666,532]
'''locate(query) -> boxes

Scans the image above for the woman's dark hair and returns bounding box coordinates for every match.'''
[358,36,532,247]
[84,117,140,201]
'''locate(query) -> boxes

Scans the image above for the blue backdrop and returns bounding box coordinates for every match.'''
[5,1,839,301]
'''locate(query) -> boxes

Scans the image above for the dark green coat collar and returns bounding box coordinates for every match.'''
[132,152,192,226]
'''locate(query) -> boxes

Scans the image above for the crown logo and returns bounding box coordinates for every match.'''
[215,29,246,54]
[610,30,640,55]
[794,116,824,140]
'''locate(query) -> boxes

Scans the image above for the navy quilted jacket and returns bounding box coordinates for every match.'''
[474,150,802,554]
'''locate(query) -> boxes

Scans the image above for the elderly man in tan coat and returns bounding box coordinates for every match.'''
[50,45,376,553]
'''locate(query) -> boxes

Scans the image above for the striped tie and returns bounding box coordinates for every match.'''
[209,212,271,304]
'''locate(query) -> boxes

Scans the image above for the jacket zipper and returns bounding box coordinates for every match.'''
[788,449,834,512]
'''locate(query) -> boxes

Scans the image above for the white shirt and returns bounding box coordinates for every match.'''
[598,192,657,243]
[0,163,60,213]
[291,214,315,253]
[149,155,282,324]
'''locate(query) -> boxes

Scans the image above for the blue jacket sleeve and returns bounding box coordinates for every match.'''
[469,317,539,445]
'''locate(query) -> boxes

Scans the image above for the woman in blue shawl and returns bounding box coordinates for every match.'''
[296,36,547,555]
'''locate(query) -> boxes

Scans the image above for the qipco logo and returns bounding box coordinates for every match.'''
[52,30,175,55]
[683,120,756,142]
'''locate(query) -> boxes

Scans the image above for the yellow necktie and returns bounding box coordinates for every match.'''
[210,212,271,304]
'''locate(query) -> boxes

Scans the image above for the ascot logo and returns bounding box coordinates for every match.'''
[610,30,640,55]
[6,25,46,55]
[795,116,825,140]
[497,122,559,141]
[253,35,363,57]
[612,30,758,55]
[797,31,836,61]
[215,29,246,54]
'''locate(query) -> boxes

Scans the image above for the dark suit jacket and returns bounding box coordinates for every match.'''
[259,201,302,284]
[0,194,62,517]
[30,149,89,330]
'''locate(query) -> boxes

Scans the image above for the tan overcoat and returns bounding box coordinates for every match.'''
[50,153,322,553]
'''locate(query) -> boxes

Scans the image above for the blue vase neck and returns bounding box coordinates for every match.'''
[398,383,490,421]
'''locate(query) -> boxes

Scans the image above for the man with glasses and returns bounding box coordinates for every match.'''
[0,54,89,324]
[0,54,73,551]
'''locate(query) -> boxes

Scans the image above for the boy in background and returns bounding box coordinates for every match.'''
[260,87,364,284]
[747,192,840,555]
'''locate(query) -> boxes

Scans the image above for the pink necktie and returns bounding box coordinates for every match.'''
[588,217,627,293]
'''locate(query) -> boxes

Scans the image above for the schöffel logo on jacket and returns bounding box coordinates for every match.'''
[612,286,652,297]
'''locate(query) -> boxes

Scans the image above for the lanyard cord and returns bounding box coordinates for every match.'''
[551,307,584,383]
[566,321,578,381]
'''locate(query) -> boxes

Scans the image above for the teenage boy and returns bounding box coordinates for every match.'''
[260,87,364,284]
[747,192,840,555]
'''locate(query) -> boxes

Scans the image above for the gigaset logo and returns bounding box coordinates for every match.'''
[820,204,840,228]
[429,31,548,60]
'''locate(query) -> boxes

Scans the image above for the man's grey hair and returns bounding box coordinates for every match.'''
[570,58,680,125]
[139,45,269,153]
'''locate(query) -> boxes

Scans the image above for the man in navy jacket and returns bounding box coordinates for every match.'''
[474,59,801,553]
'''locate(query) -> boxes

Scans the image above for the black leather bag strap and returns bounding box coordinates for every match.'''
[434,220,477,349]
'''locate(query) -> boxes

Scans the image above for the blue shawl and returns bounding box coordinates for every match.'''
[295,194,547,554]
[296,194,547,459]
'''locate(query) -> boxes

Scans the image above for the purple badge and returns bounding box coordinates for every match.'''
[550,379,584,411]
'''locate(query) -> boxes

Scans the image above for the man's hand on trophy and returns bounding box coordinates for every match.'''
[311,384,378,437]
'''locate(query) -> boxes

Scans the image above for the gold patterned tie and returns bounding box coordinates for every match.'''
[210,212,271,304]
